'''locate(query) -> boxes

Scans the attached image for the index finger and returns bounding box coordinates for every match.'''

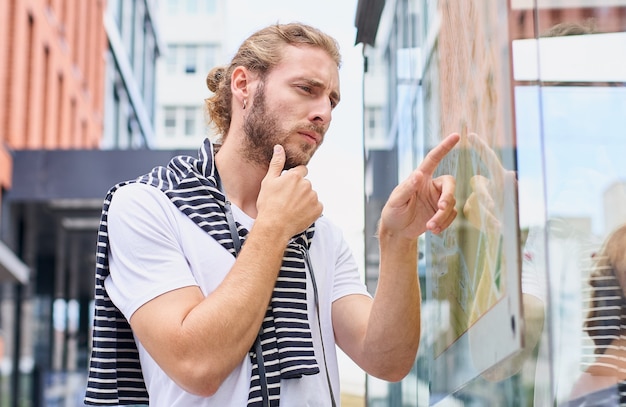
[419,133,461,175]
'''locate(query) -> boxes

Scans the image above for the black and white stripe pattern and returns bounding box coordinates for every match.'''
[582,259,625,364]
[85,139,319,406]
[580,255,626,406]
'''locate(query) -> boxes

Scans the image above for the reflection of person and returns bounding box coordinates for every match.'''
[461,132,546,380]
[566,224,626,405]
[461,133,516,324]
[84,23,460,406]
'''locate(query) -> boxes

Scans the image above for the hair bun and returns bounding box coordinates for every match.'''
[206,67,225,92]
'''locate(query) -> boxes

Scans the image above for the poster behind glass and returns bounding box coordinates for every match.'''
[421,0,523,399]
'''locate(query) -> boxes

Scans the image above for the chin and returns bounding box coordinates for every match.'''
[284,156,311,169]
[284,147,314,169]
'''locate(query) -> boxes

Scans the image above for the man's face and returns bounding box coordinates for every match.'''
[242,45,340,170]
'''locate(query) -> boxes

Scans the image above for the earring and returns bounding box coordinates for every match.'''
[243,99,247,110]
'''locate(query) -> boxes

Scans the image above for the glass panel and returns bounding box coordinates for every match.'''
[534,2,626,405]
[421,0,523,400]
[362,0,626,406]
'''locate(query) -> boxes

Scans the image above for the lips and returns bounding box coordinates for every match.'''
[298,130,321,145]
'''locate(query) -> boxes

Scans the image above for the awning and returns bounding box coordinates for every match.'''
[2,148,196,287]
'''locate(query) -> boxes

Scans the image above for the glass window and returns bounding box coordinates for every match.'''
[164,107,176,137]
[165,44,217,76]
[186,0,198,13]
[204,0,217,14]
[185,45,197,74]
[362,1,626,406]
[166,45,177,74]
[184,107,197,136]
[366,106,382,134]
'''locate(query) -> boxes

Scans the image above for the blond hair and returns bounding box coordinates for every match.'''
[205,22,342,140]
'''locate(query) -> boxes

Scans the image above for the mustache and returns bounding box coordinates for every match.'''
[297,124,326,138]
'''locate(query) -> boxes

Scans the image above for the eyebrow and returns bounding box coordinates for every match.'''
[303,78,341,106]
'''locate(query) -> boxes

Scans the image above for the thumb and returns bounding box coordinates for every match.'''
[266,144,286,178]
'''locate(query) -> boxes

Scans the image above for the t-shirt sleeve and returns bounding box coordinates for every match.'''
[104,183,199,321]
[324,221,371,303]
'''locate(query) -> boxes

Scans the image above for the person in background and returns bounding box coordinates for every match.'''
[84,22,460,406]
[567,224,626,406]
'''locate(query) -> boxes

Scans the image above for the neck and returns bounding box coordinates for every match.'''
[214,138,266,218]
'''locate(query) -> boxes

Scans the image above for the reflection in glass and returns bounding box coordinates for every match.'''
[422,0,524,399]
[361,0,626,405]
[568,225,626,405]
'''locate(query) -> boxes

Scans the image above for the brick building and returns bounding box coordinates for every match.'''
[0,0,106,173]
[0,0,106,273]
[0,1,166,404]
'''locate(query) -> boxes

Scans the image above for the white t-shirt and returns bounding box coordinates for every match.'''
[104,183,370,406]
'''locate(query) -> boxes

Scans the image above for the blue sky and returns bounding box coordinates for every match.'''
[516,86,626,235]
[513,33,626,235]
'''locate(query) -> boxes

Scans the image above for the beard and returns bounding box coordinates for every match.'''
[242,82,324,170]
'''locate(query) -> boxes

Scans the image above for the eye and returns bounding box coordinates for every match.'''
[330,99,337,109]
[298,85,312,93]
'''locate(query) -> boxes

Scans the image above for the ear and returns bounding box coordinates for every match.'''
[231,66,255,109]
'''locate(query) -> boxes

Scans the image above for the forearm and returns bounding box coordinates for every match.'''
[347,132,458,381]
[188,224,287,347]
[133,220,292,395]
[363,225,422,380]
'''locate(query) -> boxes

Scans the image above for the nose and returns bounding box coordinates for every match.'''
[309,98,332,125]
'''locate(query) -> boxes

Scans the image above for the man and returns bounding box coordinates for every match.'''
[85,22,460,406]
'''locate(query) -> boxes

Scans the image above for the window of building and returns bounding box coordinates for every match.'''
[166,45,177,74]
[186,0,198,13]
[166,44,219,76]
[164,107,176,136]
[184,45,197,74]
[365,106,384,136]
[166,0,215,14]
[204,0,217,14]
[184,107,197,136]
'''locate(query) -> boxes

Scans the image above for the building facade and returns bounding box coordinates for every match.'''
[153,0,225,150]
[101,0,163,149]
[0,0,164,405]
[356,0,626,405]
